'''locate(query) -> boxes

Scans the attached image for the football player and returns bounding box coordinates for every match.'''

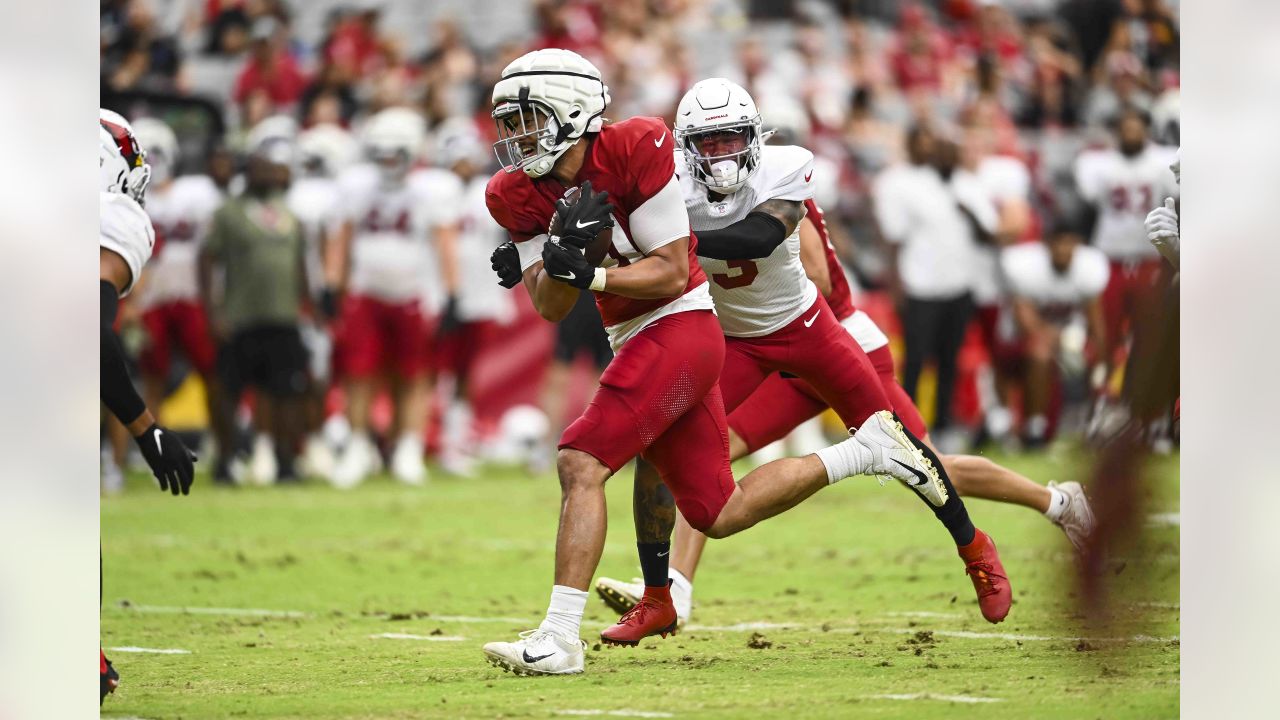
[99,108,197,703]
[323,108,463,487]
[481,50,952,676]
[600,202,1096,627]
[594,78,1014,630]
[129,118,235,480]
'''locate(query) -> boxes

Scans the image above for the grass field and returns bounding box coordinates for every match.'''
[101,448,1179,719]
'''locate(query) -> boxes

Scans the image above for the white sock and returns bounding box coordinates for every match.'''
[1044,486,1068,522]
[669,569,693,619]
[537,585,587,640]
[814,435,871,484]
[1026,414,1048,439]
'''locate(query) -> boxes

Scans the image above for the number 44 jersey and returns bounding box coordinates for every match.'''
[679,144,818,338]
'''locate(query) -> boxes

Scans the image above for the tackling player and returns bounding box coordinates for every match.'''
[99,109,197,703]
[323,108,463,487]
[597,79,1016,630]
[480,50,952,676]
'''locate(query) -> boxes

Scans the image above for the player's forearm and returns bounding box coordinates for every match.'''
[695,212,789,260]
[524,262,579,322]
[100,279,147,427]
[324,223,352,289]
[798,218,832,295]
[601,253,687,299]
[435,224,462,295]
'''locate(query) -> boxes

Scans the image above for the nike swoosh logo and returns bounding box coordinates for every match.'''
[803,309,821,327]
[892,458,929,488]
[657,551,669,557]
[654,134,666,148]
[804,170,813,182]
[153,429,163,454]
[551,272,577,281]
[575,219,599,229]
[522,650,555,664]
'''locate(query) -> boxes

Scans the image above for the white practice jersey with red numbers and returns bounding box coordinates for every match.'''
[679,144,818,337]
[139,175,223,305]
[1074,144,1178,261]
[100,191,156,297]
[338,164,463,304]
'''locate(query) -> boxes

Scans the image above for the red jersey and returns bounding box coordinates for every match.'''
[486,117,710,336]
[804,198,855,321]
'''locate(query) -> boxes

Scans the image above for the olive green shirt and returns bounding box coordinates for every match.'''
[205,195,306,331]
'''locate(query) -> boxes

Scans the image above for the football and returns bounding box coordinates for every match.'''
[549,184,613,267]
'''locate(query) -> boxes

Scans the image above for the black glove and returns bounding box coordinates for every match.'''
[551,180,615,251]
[135,423,197,496]
[542,239,595,290]
[491,241,523,289]
[318,286,340,321]
[437,294,462,338]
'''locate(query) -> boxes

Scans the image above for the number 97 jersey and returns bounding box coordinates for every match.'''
[680,144,818,338]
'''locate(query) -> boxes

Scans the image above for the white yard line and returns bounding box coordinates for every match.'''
[121,604,309,618]
[108,646,191,654]
[885,628,1179,643]
[683,621,798,632]
[1147,512,1181,526]
[556,711,675,718]
[369,633,466,642]
[866,693,1002,704]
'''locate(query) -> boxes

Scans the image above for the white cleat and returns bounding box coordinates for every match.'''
[853,410,948,507]
[595,577,691,626]
[390,435,427,486]
[483,629,586,676]
[301,434,336,479]
[331,433,375,490]
[1050,481,1096,553]
[249,434,278,486]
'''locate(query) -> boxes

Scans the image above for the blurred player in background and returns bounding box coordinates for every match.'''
[324,108,462,488]
[1073,107,1178,384]
[1001,222,1110,447]
[200,125,311,484]
[100,108,198,703]
[482,52,966,675]
[129,117,235,480]
[434,123,515,476]
[288,123,358,478]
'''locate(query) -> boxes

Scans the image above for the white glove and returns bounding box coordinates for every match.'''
[1145,197,1179,268]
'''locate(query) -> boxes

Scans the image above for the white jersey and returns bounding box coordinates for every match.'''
[1074,144,1179,261]
[100,191,155,297]
[1001,243,1109,324]
[138,175,223,305]
[338,164,464,304]
[970,155,1032,305]
[679,144,818,337]
[286,175,343,296]
[455,175,514,323]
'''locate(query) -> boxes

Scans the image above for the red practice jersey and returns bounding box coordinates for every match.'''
[486,117,710,341]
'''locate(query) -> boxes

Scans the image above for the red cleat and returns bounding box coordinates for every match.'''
[958,529,1012,623]
[600,583,678,646]
[101,648,119,705]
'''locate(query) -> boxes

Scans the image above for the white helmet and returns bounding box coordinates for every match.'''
[490,48,610,178]
[297,123,358,177]
[362,107,426,183]
[131,117,179,185]
[100,108,151,204]
[674,78,763,195]
[246,114,299,168]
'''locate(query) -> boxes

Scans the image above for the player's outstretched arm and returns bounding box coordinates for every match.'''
[694,199,806,260]
[593,238,690,299]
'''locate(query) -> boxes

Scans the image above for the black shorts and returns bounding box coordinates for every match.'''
[555,291,613,370]
[219,324,310,398]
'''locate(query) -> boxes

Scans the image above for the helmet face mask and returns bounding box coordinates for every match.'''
[677,120,761,195]
[492,99,564,176]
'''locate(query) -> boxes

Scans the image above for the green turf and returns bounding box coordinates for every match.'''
[102,448,1179,719]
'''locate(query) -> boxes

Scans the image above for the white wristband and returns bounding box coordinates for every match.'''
[588,267,607,292]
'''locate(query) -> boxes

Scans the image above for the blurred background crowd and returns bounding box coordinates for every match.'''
[99,0,1180,489]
